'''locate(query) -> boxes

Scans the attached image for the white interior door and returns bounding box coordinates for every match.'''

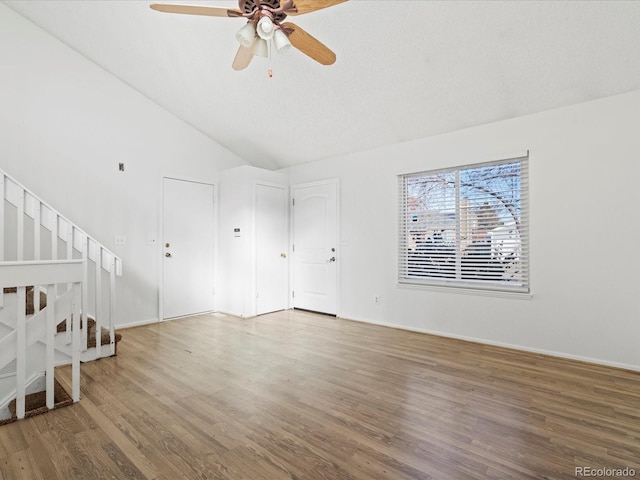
[163,178,215,319]
[255,183,288,315]
[292,180,338,315]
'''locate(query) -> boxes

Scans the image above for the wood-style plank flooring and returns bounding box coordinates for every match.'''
[1,309,639,479]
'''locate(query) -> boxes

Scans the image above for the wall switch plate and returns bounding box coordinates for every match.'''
[114,235,126,246]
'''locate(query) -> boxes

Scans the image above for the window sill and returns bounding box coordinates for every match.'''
[397,281,533,300]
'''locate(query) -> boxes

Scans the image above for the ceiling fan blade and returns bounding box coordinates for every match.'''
[149,3,243,18]
[287,0,348,16]
[282,22,336,65]
[232,45,254,71]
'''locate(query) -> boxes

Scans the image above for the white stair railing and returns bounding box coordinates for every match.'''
[0,168,122,356]
[0,260,83,419]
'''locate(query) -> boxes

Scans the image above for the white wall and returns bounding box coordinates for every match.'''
[0,5,246,326]
[218,165,288,317]
[282,90,640,370]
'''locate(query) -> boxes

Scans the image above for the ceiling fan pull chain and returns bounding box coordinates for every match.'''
[268,39,273,77]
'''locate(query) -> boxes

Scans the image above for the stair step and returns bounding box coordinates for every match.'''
[0,377,73,426]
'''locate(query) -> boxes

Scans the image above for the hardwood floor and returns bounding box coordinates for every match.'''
[1,309,639,479]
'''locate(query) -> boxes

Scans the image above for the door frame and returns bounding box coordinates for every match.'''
[159,176,218,322]
[253,180,289,316]
[289,178,340,315]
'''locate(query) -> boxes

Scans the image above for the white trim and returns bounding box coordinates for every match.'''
[116,317,160,330]
[213,183,219,317]
[339,314,640,373]
[158,176,165,323]
[397,282,533,299]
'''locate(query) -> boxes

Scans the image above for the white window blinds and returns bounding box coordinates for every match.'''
[398,154,529,293]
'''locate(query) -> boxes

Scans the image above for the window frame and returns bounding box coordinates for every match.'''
[398,153,530,294]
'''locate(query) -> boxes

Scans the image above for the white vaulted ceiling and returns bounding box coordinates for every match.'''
[4,0,640,170]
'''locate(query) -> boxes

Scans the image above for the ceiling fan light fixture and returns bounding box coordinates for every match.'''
[253,37,269,57]
[236,22,256,47]
[273,29,291,53]
[256,16,275,40]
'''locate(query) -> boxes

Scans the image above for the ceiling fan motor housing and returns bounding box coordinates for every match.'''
[240,0,289,23]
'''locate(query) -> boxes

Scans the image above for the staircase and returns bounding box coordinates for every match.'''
[0,168,122,422]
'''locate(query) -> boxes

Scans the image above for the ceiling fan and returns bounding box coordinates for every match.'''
[150,0,348,71]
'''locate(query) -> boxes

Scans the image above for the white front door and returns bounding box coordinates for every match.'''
[163,178,215,319]
[292,180,338,315]
[255,183,288,315]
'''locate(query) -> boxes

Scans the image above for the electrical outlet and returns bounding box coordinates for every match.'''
[114,235,126,246]
[374,295,380,304]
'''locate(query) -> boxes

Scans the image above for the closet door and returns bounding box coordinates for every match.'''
[255,183,288,315]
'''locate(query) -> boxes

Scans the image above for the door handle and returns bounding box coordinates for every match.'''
[329,256,336,262]
[165,252,172,258]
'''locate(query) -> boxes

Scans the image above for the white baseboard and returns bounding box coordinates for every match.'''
[339,315,640,373]
[117,312,225,330]
[116,317,159,330]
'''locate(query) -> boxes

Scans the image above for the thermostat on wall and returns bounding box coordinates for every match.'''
[234,228,241,237]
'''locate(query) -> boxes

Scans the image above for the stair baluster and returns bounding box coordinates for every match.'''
[15,286,26,419]
[0,174,4,308]
[16,188,24,261]
[109,256,116,356]
[95,243,102,357]
[81,234,88,352]
[45,283,55,410]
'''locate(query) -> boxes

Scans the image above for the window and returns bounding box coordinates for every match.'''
[398,154,529,293]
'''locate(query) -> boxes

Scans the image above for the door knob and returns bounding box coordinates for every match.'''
[329,256,336,262]
[165,252,172,258]
[280,253,287,258]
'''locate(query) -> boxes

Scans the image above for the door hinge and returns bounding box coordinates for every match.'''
[292,244,295,252]
[292,291,295,298]
[292,198,295,206]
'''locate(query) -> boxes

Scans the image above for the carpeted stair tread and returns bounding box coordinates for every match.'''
[3,286,122,353]
[0,378,73,427]
[3,286,59,314]
[57,318,122,349]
